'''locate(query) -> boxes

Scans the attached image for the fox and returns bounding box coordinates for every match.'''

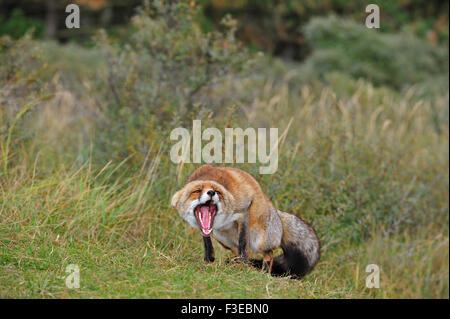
[170,164,320,278]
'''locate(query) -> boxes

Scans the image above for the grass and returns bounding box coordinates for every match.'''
[1,162,446,298]
[0,31,448,298]
[1,166,447,298]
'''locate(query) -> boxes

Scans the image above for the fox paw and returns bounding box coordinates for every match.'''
[204,256,215,263]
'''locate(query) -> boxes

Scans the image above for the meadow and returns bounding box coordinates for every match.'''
[0,3,448,298]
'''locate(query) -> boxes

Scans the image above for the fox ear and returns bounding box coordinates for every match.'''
[170,190,182,209]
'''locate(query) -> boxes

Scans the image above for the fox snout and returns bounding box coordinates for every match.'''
[199,189,219,204]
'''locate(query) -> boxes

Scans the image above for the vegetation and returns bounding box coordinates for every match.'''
[1,1,448,57]
[303,15,449,91]
[0,1,448,298]
[0,8,44,39]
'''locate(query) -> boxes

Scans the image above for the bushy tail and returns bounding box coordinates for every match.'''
[252,211,320,278]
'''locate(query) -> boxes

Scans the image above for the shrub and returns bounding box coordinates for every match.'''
[302,15,449,90]
[91,0,255,164]
[0,8,44,39]
[0,33,48,173]
[0,1,262,173]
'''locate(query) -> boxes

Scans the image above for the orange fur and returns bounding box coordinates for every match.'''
[171,164,320,278]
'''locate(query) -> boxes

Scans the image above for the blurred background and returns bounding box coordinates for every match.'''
[1,0,448,57]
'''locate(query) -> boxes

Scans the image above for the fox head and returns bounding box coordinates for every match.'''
[171,180,238,237]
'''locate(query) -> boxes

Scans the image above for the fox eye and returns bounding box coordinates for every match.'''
[192,189,201,194]
[215,190,221,195]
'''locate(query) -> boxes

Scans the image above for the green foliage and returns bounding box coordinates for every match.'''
[302,15,449,90]
[0,33,47,106]
[200,0,449,59]
[0,33,48,173]
[92,0,254,164]
[0,8,44,39]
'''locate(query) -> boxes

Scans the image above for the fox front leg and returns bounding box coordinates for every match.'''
[202,236,215,262]
[237,217,250,262]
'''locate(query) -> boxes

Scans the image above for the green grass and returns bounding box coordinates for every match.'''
[1,164,446,298]
[0,164,447,298]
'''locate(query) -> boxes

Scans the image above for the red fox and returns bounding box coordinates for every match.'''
[170,165,320,278]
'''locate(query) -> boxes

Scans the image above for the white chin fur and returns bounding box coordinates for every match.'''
[183,195,241,233]
[213,210,243,230]
[183,199,201,229]
[212,193,220,203]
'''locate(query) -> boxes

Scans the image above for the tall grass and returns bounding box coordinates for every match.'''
[1,70,447,297]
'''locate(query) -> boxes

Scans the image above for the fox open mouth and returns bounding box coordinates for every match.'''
[194,200,217,236]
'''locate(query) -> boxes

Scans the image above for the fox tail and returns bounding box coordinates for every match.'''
[251,211,320,278]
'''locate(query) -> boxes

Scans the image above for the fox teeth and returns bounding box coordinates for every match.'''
[199,212,204,227]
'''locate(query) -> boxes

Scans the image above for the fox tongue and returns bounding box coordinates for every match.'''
[200,206,211,232]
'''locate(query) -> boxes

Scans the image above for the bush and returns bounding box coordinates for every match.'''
[302,15,449,90]
[201,0,449,59]
[91,0,255,164]
[0,8,44,39]
[0,33,48,173]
